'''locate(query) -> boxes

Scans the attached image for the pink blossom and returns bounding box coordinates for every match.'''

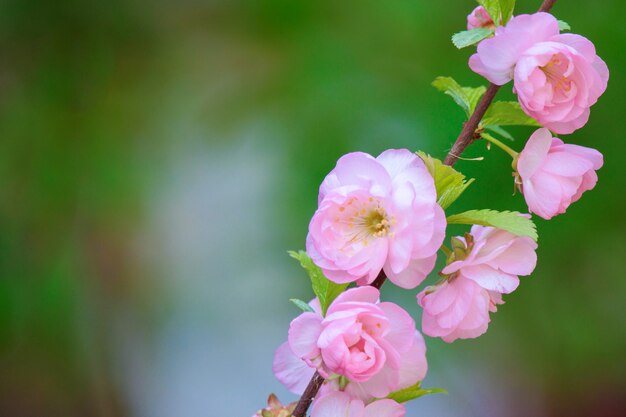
[307,149,446,289]
[418,225,537,342]
[467,6,495,30]
[469,13,608,134]
[273,287,428,399]
[311,392,405,417]
[516,128,603,219]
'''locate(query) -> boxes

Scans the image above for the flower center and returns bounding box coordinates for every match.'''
[362,207,390,237]
[540,55,572,93]
[343,198,394,244]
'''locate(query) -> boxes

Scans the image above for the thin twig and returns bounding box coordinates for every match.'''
[291,1,558,415]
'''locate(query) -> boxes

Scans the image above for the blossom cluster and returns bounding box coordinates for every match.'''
[256,5,608,416]
[470,12,608,134]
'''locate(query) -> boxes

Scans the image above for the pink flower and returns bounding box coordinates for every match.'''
[467,6,495,30]
[418,225,537,342]
[418,276,497,343]
[307,150,446,289]
[273,287,428,399]
[469,13,608,134]
[311,392,405,417]
[516,128,603,219]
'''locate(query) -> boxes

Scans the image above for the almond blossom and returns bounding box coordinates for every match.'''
[307,149,446,289]
[516,128,603,219]
[469,12,608,133]
[418,225,537,342]
[273,287,427,399]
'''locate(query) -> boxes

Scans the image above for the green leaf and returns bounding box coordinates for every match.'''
[288,250,349,316]
[386,382,448,403]
[481,101,540,127]
[432,76,487,118]
[451,28,493,49]
[289,298,314,313]
[558,20,571,31]
[476,0,516,25]
[446,209,538,241]
[485,125,515,141]
[416,151,474,210]
[499,0,516,24]
[438,177,475,210]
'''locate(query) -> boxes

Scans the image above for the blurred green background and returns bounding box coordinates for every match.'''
[0,0,624,416]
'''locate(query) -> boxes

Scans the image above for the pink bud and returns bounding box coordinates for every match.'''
[467,6,495,30]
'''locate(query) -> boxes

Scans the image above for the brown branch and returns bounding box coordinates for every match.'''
[539,0,558,12]
[443,83,500,166]
[290,372,324,417]
[291,1,559,415]
[370,270,388,289]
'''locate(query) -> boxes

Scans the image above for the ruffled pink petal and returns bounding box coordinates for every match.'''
[542,151,594,177]
[396,332,428,388]
[347,361,400,399]
[328,287,379,310]
[311,392,355,417]
[552,33,597,62]
[571,170,598,202]
[384,253,437,289]
[288,312,322,358]
[522,174,562,220]
[461,265,520,294]
[517,128,553,179]
[558,143,604,170]
[377,302,415,353]
[376,149,423,180]
[417,281,457,315]
[490,237,538,276]
[321,152,391,200]
[273,342,316,394]
[363,399,406,417]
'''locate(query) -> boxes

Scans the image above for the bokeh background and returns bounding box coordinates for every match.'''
[0,0,624,416]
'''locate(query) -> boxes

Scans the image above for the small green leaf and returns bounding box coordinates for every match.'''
[485,125,515,141]
[481,101,540,127]
[476,0,516,25]
[288,250,349,316]
[446,209,538,241]
[499,0,516,24]
[438,177,475,210]
[386,382,448,403]
[417,151,474,210]
[289,298,314,313]
[558,20,571,31]
[452,28,493,49]
[432,76,487,118]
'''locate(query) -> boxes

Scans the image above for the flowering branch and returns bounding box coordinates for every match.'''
[276,0,608,417]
